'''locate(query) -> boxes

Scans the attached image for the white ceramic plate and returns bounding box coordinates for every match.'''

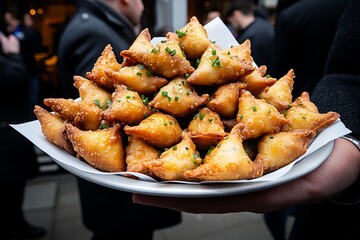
[51,140,334,198]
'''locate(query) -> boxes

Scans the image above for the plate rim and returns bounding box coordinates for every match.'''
[52,140,334,198]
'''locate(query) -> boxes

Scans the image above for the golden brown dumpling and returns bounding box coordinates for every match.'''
[123,112,182,149]
[121,29,194,78]
[86,44,121,90]
[186,40,255,86]
[282,92,340,134]
[73,75,112,110]
[34,105,75,155]
[65,123,125,172]
[73,101,102,131]
[258,69,295,111]
[176,16,211,59]
[125,136,160,175]
[188,107,228,151]
[102,84,153,124]
[184,123,263,181]
[256,129,315,173]
[149,77,209,117]
[144,131,202,181]
[43,98,80,122]
[240,65,277,96]
[105,64,168,95]
[207,82,247,119]
[236,90,289,139]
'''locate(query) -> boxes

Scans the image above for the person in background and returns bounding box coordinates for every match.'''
[5,6,42,108]
[133,1,360,239]
[57,0,181,239]
[226,0,274,67]
[0,32,46,240]
[264,1,350,239]
[203,10,221,25]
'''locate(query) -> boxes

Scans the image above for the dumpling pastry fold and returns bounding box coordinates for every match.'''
[149,77,209,117]
[282,92,340,134]
[256,129,315,173]
[176,16,211,59]
[123,112,182,149]
[43,98,80,122]
[184,123,263,181]
[73,75,112,110]
[65,123,125,172]
[258,69,295,111]
[240,65,277,96]
[207,81,247,119]
[105,64,168,95]
[34,105,75,155]
[187,40,255,86]
[236,90,289,139]
[144,131,202,181]
[86,44,121,90]
[102,84,153,124]
[188,107,228,151]
[125,136,160,176]
[121,29,194,78]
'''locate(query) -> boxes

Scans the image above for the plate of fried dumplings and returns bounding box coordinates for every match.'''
[14,17,351,196]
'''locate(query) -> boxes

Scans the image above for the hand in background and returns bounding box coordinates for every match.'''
[0,33,20,54]
[133,138,360,213]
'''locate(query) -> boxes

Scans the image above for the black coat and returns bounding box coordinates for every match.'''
[57,0,181,235]
[0,53,38,183]
[289,0,360,239]
[270,0,349,99]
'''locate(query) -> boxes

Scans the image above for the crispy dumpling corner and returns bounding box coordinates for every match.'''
[86,44,121,90]
[123,112,182,149]
[65,123,125,172]
[149,77,209,117]
[144,130,202,181]
[256,129,316,173]
[184,122,263,181]
[34,105,75,155]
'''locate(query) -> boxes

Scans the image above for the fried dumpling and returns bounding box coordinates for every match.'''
[256,129,315,173]
[186,40,255,86]
[176,16,211,59]
[144,131,202,181]
[258,69,295,111]
[188,107,228,151]
[207,82,247,119]
[184,123,263,181]
[240,65,277,96]
[123,112,182,149]
[73,75,112,110]
[282,92,340,134]
[65,123,125,172]
[43,98,80,122]
[102,84,153,124]
[105,64,168,95]
[236,90,289,139]
[149,77,209,117]
[86,44,121,90]
[121,29,194,78]
[34,105,75,155]
[73,101,102,131]
[125,136,160,175]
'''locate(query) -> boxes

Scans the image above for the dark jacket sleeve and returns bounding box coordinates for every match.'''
[311,0,360,138]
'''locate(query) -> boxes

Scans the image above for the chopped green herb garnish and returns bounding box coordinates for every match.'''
[199,112,205,120]
[165,47,176,56]
[252,106,257,111]
[175,30,186,38]
[136,72,142,76]
[161,91,171,101]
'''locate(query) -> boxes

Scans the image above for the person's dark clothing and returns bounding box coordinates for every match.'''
[237,17,274,67]
[270,0,349,99]
[0,51,39,238]
[57,1,181,238]
[289,1,360,239]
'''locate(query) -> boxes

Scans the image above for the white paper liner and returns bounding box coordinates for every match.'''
[11,17,351,185]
